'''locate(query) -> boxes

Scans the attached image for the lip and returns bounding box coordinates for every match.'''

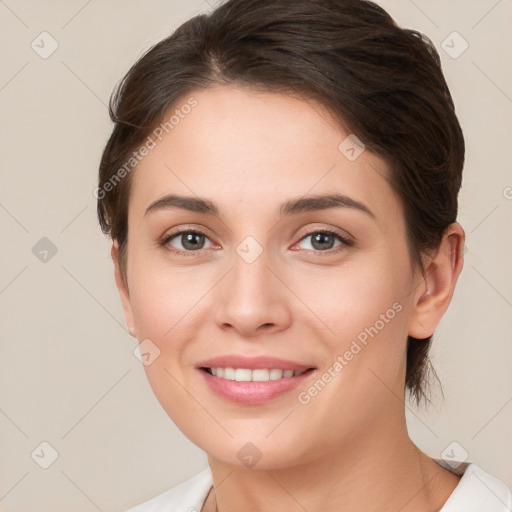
[196,355,316,405]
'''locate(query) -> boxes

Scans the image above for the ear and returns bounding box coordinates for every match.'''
[111,240,137,338]
[408,223,465,339]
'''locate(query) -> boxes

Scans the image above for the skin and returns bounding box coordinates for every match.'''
[111,85,465,512]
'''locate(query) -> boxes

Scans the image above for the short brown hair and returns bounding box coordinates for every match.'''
[97,0,465,404]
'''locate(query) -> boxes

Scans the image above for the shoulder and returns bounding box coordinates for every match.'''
[440,463,512,512]
[125,468,212,512]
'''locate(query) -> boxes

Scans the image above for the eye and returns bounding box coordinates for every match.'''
[160,229,216,255]
[159,227,353,256]
[293,229,353,254]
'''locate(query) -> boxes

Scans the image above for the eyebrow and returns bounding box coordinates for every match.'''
[144,193,375,219]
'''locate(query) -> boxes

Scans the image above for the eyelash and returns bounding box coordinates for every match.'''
[158,227,354,257]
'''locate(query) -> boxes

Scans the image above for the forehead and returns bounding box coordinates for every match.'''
[128,85,401,224]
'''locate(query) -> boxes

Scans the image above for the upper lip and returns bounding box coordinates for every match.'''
[196,355,314,371]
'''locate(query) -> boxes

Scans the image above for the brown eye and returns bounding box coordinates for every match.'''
[161,229,214,255]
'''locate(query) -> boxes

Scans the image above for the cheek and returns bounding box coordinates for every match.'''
[289,256,411,407]
[291,256,410,347]
[126,263,209,431]
[127,250,206,341]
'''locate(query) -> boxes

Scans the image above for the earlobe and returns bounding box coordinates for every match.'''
[408,223,465,339]
[111,241,137,338]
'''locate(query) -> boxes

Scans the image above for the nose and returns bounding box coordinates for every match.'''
[213,247,292,339]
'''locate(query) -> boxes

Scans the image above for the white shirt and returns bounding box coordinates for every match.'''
[126,461,512,512]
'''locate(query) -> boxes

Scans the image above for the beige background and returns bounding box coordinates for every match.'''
[1,0,511,511]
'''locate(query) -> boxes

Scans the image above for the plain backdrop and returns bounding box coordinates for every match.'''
[1,1,511,511]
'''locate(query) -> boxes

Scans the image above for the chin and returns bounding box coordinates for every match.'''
[193,430,313,471]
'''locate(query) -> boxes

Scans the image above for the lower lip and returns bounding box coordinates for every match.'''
[198,369,315,405]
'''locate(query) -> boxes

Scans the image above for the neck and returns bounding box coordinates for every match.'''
[204,411,460,512]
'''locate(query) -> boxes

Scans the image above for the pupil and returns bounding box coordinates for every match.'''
[313,233,334,250]
[183,233,203,250]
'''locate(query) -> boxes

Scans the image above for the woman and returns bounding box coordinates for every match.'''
[96,0,512,510]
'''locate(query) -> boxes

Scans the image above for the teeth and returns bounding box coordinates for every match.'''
[234,368,252,381]
[269,369,283,380]
[223,367,235,380]
[207,367,307,382]
[252,369,270,381]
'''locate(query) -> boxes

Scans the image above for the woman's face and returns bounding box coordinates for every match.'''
[116,85,425,469]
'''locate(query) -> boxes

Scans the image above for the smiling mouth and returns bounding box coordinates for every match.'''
[201,367,314,382]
